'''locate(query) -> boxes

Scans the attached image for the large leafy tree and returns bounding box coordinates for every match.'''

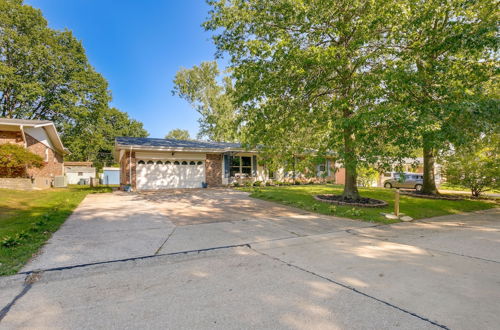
[0,0,147,166]
[173,61,238,141]
[205,0,402,199]
[165,128,191,140]
[386,0,499,194]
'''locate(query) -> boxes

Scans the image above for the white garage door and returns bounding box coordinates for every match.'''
[136,160,205,190]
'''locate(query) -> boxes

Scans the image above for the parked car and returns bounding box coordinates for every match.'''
[384,173,424,191]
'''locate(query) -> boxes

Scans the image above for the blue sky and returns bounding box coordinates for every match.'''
[26,0,223,139]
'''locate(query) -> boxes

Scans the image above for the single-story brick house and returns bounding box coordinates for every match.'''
[115,137,341,190]
[0,118,69,188]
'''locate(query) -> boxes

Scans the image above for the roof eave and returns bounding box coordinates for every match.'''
[115,144,256,154]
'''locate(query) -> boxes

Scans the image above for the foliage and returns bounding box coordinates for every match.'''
[237,185,497,223]
[0,186,112,275]
[0,143,44,177]
[204,0,410,200]
[385,0,499,194]
[0,0,148,167]
[356,166,379,188]
[165,129,191,140]
[172,61,238,141]
[443,135,500,197]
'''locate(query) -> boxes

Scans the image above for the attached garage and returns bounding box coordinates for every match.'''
[136,159,205,189]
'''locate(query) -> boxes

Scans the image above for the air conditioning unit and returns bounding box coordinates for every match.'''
[54,176,68,188]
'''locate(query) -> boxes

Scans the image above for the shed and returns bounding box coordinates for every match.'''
[64,162,96,184]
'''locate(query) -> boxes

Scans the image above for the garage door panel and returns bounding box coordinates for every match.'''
[137,162,205,190]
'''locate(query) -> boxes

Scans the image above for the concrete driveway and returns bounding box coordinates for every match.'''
[1,189,499,329]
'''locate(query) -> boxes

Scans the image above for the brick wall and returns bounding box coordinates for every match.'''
[120,151,136,189]
[25,133,63,177]
[205,153,222,187]
[0,131,24,145]
[0,131,63,178]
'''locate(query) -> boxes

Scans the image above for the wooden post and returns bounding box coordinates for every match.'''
[395,188,400,217]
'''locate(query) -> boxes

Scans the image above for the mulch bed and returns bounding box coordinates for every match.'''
[314,194,388,208]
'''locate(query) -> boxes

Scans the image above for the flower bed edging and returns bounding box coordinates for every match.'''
[314,195,388,208]
[399,191,463,200]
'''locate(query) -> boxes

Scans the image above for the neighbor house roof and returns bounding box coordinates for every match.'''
[0,118,69,154]
[64,161,93,167]
[115,137,244,152]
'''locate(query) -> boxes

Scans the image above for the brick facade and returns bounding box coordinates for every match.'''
[25,133,63,177]
[120,151,136,189]
[0,131,24,146]
[205,153,222,187]
[0,130,63,178]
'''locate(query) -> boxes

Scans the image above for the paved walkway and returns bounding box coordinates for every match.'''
[0,190,498,329]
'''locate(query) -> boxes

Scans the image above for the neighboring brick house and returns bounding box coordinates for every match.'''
[0,118,69,186]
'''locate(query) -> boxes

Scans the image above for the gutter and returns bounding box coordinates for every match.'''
[19,125,27,148]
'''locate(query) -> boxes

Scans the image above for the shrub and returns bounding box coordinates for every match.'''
[232,182,240,187]
[444,137,499,197]
[294,180,301,185]
[253,181,262,187]
[0,144,44,178]
[265,181,272,186]
[1,236,20,248]
[357,166,379,187]
[244,181,253,187]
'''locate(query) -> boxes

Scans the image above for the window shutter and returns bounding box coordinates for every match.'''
[223,154,230,178]
[252,155,257,176]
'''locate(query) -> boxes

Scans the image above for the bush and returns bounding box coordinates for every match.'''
[232,182,240,187]
[444,136,499,197]
[1,236,20,248]
[357,166,378,187]
[265,181,272,186]
[244,181,253,187]
[294,180,301,185]
[253,181,262,187]
[0,144,44,177]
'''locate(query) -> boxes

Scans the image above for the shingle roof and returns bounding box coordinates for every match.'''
[0,118,53,126]
[115,137,243,150]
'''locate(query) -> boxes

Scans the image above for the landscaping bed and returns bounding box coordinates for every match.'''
[0,186,112,276]
[239,184,497,224]
[314,194,388,207]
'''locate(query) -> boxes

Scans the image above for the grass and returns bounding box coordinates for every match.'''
[0,185,112,276]
[439,182,500,194]
[239,184,497,224]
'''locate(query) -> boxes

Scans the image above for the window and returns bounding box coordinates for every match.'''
[156,161,163,165]
[230,156,253,177]
[165,161,171,165]
[319,163,326,172]
[197,161,203,165]
[181,161,188,165]
[147,160,154,165]
[138,160,145,165]
[78,172,83,176]
[189,161,196,165]
[174,161,180,165]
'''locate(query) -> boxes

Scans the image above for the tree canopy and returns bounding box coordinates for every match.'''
[173,61,239,142]
[0,0,148,167]
[165,129,191,140]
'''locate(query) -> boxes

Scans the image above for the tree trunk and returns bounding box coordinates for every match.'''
[342,127,360,200]
[422,136,438,195]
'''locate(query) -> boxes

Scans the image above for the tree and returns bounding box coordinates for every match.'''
[443,135,499,197]
[205,0,403,200]
[173,61,238,142]
[0,144,43,178]
[165,129,191,140]
[0,0,148,165]
[386,0,499,194]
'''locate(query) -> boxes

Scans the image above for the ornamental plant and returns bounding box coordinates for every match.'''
[0,144,44,178]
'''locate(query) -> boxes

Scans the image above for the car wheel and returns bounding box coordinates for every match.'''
[384,182,392,189]
[415,184,423,192]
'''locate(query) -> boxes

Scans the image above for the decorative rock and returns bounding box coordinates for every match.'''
[400,216,413,222]
[384,213,399,220]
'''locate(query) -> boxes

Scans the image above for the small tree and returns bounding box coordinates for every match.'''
[443,137,499,197]
[0,144,44,178]
[165,129,191,140]
[357,166,379,188]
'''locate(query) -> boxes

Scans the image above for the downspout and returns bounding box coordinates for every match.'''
[129,146,132,189]
[19,125,27,147]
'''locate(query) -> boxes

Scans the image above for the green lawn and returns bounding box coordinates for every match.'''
[439,182,500,194]
[239,184,497,224]
[0,186,112,276]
